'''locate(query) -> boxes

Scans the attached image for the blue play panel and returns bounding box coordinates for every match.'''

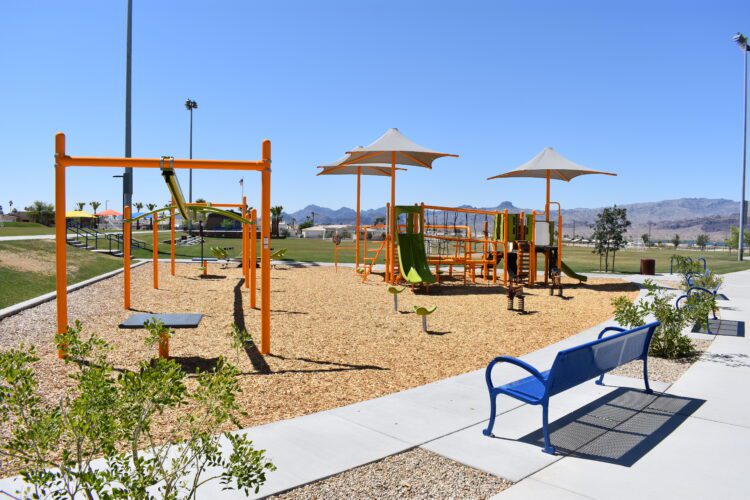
[119,313,203,329]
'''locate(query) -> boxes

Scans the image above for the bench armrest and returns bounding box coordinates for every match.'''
[687,286,715,297]
[485,356,546,391]
[597,326,627,340]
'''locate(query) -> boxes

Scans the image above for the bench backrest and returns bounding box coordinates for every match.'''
[546,322,659,397]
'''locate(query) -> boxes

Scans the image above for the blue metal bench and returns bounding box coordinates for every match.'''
[675,287,718,334]
[482,321,660,455]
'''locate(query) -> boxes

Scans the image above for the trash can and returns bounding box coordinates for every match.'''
[640,259,655,276]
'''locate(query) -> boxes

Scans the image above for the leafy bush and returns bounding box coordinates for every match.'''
[612,280,695,359]
[0,322,274,499]
[144,318,173,358]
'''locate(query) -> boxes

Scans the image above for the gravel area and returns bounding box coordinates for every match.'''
[610,339,712,383]
[0,263,636,477]
[268,448,512,500]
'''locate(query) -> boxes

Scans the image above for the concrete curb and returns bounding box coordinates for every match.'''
[0,260,148,320]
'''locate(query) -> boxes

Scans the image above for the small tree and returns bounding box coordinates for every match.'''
[641,233,650,247]
[590,206,631,272]
[9,200,14,213]
[134,202,144,229]
[0,322,275,499]
[696,233,709,251]
[374,216,386,226]
[74,202,85,211]
[24,201,55,225]
[725,226,750,257]
[671,233,680,249]
[89,201,101,214]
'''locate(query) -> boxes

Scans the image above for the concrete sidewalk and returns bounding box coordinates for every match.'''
[494,269,750,500]
[1,271,747,499]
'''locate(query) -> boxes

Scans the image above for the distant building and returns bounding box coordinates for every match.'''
[301,224,353,239]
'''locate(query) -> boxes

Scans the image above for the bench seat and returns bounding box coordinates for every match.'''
[483,321,660,455]
[497,370,550,404]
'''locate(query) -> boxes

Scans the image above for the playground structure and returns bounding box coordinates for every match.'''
[383,202,570,288]
[53,133,273,358]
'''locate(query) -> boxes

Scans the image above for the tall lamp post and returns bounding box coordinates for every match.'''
[185,98,198,234]
[123,0,133,212]
[734,32,749,261]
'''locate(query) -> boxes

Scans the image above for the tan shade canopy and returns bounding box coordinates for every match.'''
[317,147,399,177]
[342,128,458,168]
[488,147,616,182]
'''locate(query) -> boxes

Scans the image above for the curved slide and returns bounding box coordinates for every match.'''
[560,260,587,282]
[397,233,436,285]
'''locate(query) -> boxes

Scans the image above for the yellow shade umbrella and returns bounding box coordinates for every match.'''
[65,210,96,218]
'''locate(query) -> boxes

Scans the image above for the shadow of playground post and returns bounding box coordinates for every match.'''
[233,278,272,374]
[518,387,705,467]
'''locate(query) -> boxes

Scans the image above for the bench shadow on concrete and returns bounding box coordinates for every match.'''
[691,319,745,338]
[518,388,705,467]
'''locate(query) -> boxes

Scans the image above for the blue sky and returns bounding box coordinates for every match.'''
[0,0,748,214]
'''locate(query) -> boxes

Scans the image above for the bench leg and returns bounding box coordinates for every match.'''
[542,402,555,455]
[643,357,653,394]
[483,393,497,437]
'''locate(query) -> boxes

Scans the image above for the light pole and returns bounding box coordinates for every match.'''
[123,0,133,212]
[734,32,749,260]
[185,98,198,234]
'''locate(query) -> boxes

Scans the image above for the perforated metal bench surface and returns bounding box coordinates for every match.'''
[119,313,203,329]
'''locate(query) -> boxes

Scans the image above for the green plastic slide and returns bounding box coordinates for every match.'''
[560,260,587,282]
[397,233,436,285]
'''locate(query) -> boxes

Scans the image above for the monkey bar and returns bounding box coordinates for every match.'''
[54,133,272,358]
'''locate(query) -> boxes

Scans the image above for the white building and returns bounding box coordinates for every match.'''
[301,224,353,239]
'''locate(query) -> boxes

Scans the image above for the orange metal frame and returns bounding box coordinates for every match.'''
[54,133,272,358]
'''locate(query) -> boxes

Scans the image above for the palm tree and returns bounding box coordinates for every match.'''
[146,203,157,229]
[75,202,85,211]
[270,206,284,237]
[8,200,13,213]
[134,202,143,229]
[89,201,101,228]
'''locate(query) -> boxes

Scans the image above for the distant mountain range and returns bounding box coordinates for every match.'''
[283,198,742,241]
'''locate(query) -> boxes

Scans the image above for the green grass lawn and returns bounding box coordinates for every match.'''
[3,235,747,310]
[0,240,123,309]
[69,232,384,264]
[0,222,56,237]
[558,245,750,275]
[72,232,750,274]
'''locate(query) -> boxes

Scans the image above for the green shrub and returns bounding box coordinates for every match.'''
[612,280,695,359]
[0,322,274,499]
[144,317,173,350]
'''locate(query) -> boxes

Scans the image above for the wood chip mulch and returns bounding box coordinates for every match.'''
[0,263,637,477]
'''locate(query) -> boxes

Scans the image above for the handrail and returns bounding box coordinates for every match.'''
[485,355,546,392]
[597,326,627,339]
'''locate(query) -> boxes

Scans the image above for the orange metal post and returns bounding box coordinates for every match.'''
[124,205,131,309]
[260,141,271,354]
[356,167,361,272]
[152,211,159,289]
[250,208,257,309]
[170,198,176,276]
[54,133,67,358]
[242,196,249,287]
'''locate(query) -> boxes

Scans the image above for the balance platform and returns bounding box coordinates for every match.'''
[119,313,203,329]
